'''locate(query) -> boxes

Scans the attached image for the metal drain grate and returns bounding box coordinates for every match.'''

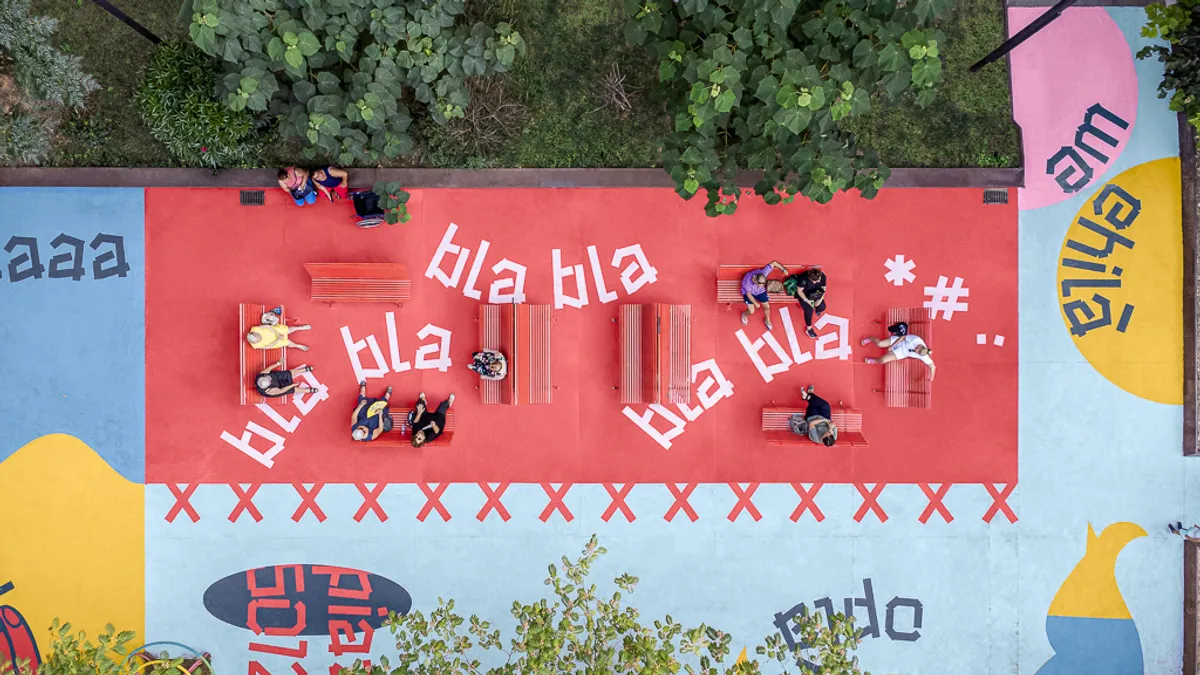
[240,189,265,206]
[983,188,1008,205]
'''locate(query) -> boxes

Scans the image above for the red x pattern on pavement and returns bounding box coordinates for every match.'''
[601,483,636,522]
[477,482,512,522]
[917,483,954,523]
[539,483,574,522]
[417,482,451,522]
[229,483,263,523]
[853,483,889,523]
[291,482,327,523]
[166,483,200,523]
[664,483,699,522]
[353,483,388,522]
[727,483,762,522]
[983,483,1018,523]
[789,483,825,522]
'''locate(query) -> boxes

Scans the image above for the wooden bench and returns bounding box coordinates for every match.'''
[304,263,410,304]
[371,408,456,447]
[619,304,691,405]
[478,304,552,405]
[239,302,288,407]
[874,307,933,409]
[716,264,815,305]
[762,407,869,447]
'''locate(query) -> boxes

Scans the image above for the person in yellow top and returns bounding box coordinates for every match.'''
[246,322,312,351]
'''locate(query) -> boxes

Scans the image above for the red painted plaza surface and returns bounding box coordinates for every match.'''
[145,187,1017,484]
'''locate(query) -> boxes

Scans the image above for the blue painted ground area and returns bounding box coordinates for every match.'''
[0,188,145,483]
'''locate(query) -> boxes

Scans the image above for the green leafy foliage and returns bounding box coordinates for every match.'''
[1140,0,1200,130]
[338,535,866,675]
[136,40,272,169]
[187,0,525,164]
[372,180,412,224]
[0,620,180,675]
[0,0,99,108]
[0,112,53,166]
[625,0,954,215]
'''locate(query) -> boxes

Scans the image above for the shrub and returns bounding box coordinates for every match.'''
[136,40,272,169]
[0,111,52,165]
[625,0,955,216]
[186,0,526,164]
[1140,0,1200,130]
[0,0,99,108]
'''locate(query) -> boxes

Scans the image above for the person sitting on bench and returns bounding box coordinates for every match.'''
[351,382,393,442]
[278,167,317,206]
[800,385,838,446]
[255,360,318,398]
[312,166,350,202]
[861,322,936,381]
[247,321,312,352]
[784,267,827,338]
[740,260,789,330]
[469,349,508,380]
[409,392,455,448]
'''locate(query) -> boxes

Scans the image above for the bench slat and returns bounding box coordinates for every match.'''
[372,408,456,447]
[762,407,868,447]
[883,308,933,409]
[239,302,288,407]
[620,304,691,405]
[305,262,411,304]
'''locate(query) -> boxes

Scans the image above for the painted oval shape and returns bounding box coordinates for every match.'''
[0,604,41,673]
[202,564,412,636]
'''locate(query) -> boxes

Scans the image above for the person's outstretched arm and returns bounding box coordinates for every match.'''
[260,358,283,375]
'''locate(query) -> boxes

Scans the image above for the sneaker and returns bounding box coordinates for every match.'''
[1170,523,1180,534]
[384,386,393,398]
[860,337,873,346]
[865,357,877,364]
[448,393,456,407]
[765,318,773,330]
[806,327,817,338]
[741,312,749,326]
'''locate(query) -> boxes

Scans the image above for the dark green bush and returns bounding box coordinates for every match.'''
[1141,0,1200,130]
[136,40,271,169]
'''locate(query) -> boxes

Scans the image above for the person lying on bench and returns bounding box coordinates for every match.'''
[800,385,838,446]
[741,260,788,330]
[312,166,350,202]
[247,321,312,352]
[409,392,455,448]
[469,349,508,380]
[256,360,318,398]
[861,322,936,381]
[351,382,393,442]
[278,167,317,206]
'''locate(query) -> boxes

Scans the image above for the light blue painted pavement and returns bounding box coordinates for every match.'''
[0,187,145,483]
[1016,9,1188,675]
[147,483,1018,675]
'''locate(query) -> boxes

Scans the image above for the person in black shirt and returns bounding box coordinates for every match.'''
[255,360,318,398]
[784,267,828,338]
[351,382,393,442]
[409,392,455,448]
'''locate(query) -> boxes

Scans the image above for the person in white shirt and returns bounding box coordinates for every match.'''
[861,327,936,381]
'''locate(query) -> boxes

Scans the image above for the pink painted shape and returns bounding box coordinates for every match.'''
[1008,7,1137,211]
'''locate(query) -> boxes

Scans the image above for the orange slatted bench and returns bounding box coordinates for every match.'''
[371,408,456,447]
[716,264,815,305]
[239,302,288,407]
[762,407,869,447]
[874,307,933,409]
[478,304,552,405]
[619,303,691,405]
[304,263,410,304]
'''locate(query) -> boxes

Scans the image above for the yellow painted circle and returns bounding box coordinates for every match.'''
[1056,158,1182,405]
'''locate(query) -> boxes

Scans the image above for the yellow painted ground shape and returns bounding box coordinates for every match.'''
[1057,157,1182,405]
[1048,522,1146,620]
[0,434,145,656]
